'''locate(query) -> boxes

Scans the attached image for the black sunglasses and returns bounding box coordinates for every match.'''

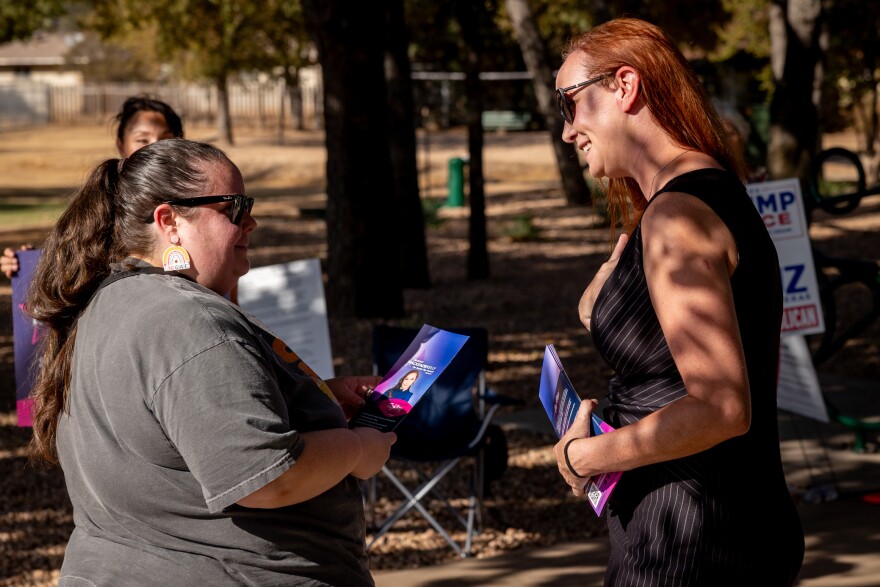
[556,73,611,124]
[146,194,254,225]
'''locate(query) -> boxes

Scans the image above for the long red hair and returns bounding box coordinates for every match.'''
[564,18,744,234]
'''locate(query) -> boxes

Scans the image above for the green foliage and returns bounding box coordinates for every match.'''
[406,0,520,72]
[712,0,770,61]
[422,197,446,228]
[404,1,459,69]
[84,0,310,84]
[816,178,857,199]
[503,214,541,242]
[66,29,163,82]
[0,0,66,44]
[520,0,596,59]
[503,0,733,65]
[709,0,773,100]
[823,0,880,141]
[248,0,314,77]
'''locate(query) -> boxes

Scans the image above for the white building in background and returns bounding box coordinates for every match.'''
[0,31,324,131]
[0,32,85,86]
[0,32,86,130]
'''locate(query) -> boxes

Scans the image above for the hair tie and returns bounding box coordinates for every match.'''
[564,438,589,479]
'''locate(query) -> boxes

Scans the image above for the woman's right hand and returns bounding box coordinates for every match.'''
[350,427,397,479]
[553,399,597,498]
[325,376,379,420]
[578,233,628,331]
[1,245,30,279]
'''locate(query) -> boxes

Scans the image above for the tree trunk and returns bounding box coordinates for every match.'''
[302,0,405,318]
[277,68,305,144]
[505,0,590,206]
[866,82,880,183]
[385,0,431,289]
[767,0,824,188]
[277,73,287,146]
[457,0,489,280]
[216,73,234,145]
[287,67,304,131]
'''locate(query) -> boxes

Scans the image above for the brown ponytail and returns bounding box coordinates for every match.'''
[27,159,120,463]
[26,139,231,465]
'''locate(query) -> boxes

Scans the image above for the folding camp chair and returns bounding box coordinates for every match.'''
[365,324,518,557]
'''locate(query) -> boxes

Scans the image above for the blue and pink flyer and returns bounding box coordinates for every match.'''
[11,249,43,427]
[539,344,621,516]
[350,324,470,432]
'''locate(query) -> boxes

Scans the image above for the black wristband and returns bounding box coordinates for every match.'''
[564,438,589,479]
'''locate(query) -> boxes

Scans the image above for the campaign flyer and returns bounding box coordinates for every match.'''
[350,324,470,432]
[539,344,621,516]
[11,249,43,427]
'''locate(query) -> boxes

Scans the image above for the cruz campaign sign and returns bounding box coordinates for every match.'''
[747,178,829,422]
[747,178,825,337]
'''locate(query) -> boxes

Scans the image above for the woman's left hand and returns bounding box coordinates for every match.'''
[326,376,382,419]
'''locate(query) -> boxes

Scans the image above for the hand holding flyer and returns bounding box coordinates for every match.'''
[539,344,621,516]
[350,324,470,433]
[11,249,43,427]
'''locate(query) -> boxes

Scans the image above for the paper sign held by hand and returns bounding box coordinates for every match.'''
[350,324,470,433]
[539,344,621,516]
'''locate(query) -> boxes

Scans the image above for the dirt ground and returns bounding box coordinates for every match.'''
[0,124,878,584]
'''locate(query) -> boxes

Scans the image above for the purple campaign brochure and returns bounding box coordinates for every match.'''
[539,344,621,516]
[350,324,470,433]
[11,249,43,427]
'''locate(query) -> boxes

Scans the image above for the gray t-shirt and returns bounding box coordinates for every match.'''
[56,268,372,586]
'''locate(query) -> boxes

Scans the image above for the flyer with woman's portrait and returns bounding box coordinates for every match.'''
[350,324,469,432]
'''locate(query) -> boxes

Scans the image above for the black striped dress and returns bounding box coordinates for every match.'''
[591,169,804,586]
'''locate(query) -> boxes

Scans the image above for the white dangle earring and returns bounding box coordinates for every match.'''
[162,234,191,272]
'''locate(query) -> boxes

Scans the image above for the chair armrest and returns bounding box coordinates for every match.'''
[467,403,504,452]
[466,389,524,452]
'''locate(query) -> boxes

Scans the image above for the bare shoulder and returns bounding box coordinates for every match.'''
[641,191,736,273]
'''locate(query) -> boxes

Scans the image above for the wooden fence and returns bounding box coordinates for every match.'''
[0,78,323,131]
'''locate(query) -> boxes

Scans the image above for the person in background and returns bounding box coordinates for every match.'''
[113,94,184,157]
[551,18,803,586]
[1,95,184,279]
[26,138,395,585]
[716,101,768,183]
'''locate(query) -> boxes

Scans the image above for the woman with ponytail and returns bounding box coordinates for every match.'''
[28,139,396,586]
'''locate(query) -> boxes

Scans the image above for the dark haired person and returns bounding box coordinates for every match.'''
[27,138,396,585]
[113,94,184,158]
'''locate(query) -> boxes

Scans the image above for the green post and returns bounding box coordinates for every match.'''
[447,157,465,207]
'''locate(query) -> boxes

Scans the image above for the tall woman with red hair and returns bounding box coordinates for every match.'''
[551,18,804,586]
